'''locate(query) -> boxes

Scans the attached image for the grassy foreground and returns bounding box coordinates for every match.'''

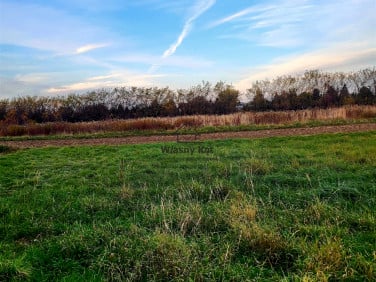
[0,132,375,281]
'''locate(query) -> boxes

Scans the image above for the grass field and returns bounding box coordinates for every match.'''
[1,131,375,281]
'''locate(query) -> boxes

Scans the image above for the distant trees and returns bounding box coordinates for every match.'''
[0,100,7,121]
[246,68,376,111]
[0,68,375,125]
[357,86,375,105]
[214,82,239,114]
[321,85,339,108]
[248,88,269,111]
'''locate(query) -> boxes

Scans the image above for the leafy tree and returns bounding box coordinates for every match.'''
[249,88,269,111]
[183,96,213,115]
[297,92,313,109]
[214,84,239,114]
[339,84,354,105]
[312,88,321,106]
[287,89,298,110]
[161,98,177,116]
[0,100,9,121]
[357,86,375,105]
[321,85,339,108]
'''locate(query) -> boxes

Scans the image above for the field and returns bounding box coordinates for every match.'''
[1,131,376,281]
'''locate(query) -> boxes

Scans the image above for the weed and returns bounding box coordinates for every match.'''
[0,255,32,281]
[305,237,346,280]
[143,232,193,281]
[242,157,273,175]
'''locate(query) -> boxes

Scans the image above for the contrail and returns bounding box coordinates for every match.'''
[162,22,191,59]
[149,0,216,73]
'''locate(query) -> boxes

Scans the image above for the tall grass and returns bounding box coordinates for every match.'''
[1,105,375,137]
[1,132,375,280]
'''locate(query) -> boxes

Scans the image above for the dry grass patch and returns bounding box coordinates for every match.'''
[144,231,193,281]
[2,105,375,137]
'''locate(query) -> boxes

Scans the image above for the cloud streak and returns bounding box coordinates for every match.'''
[163,0,216,58]
[0,0,122,58]
[75,43,110,54]
[209,0,375,48]
[47,71,167,94]
[149,0,216,73]
[113,53,213,69]
[208,4,276,28]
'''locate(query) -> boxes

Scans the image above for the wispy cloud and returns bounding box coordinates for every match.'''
[47,71,168,94]
[163,0,216,58]
[0,1,116,54]
[113,53,213,69]
[149,0,216,73]
[208,4,276,28]
[135,0,192,15]
[1,68,169,97]
[209,0,375,48]
[0,76,47,97]
[15,73,55,84]
[75,43,110,54]
[208,0,316,47]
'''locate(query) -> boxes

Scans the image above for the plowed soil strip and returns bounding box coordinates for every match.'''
[1,123,376,148]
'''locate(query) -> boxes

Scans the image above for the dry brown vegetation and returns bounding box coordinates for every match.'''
[1,105,375,137]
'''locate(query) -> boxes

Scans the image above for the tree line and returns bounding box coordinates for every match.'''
[0,69,375,125]
[245,69,376,111]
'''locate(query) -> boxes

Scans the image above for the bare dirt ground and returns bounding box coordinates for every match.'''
[1,123,375,149]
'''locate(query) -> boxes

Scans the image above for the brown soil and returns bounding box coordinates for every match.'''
[1,123,375,149]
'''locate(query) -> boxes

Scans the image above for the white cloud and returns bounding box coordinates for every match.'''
[0,69,170,97]
[208,4,276,28]
[113,53,213,69]
[75,43,110,54]
[149,0,216,73]
[86,74,121,81]
[0,76,46,98]
[14,73,61,84]
[209,0,375,48]
[47,71,168,94]
[162,26,190,59]
[163,0,216,58]
[235,43,376,91]
[0,1,115,54]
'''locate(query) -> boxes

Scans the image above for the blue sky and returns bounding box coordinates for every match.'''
[0,0,375,98]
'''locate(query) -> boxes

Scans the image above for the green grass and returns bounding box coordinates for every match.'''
[1,117,375,141]
[1,131,375,281]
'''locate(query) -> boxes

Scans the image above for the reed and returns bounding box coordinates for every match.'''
[1,105,375,136]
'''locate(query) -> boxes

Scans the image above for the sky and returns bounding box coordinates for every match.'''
[0,0,375,98]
